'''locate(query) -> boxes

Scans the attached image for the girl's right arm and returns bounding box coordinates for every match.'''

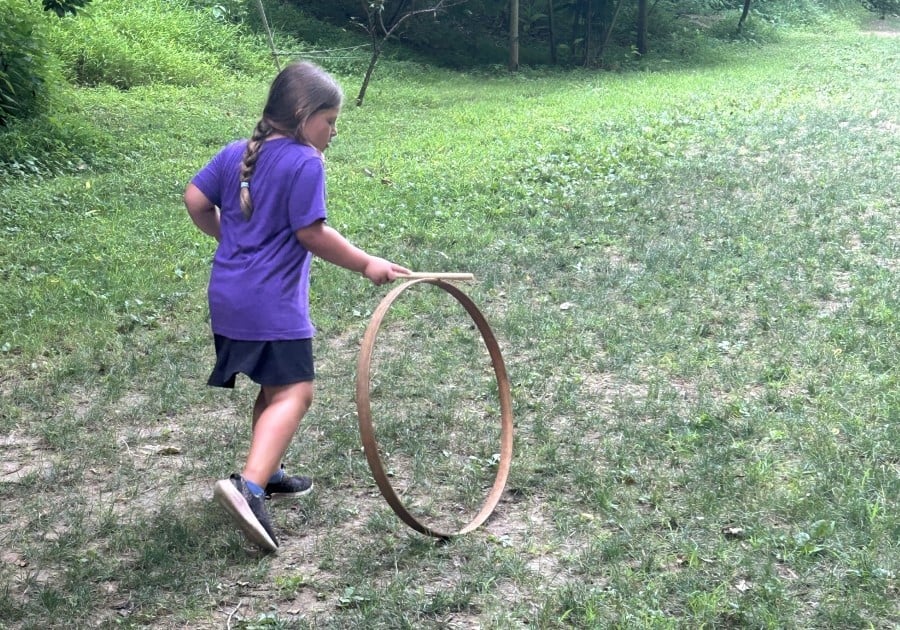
[184,183,221,242]
[295,220,409,285]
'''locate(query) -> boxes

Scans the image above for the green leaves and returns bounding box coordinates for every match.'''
[42,0,92,17]
[0,0,50,123]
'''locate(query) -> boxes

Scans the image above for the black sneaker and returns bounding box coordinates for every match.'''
[214,474,278,552]
[265,466,313,499]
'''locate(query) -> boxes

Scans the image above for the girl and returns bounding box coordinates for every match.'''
[184,61,409,552]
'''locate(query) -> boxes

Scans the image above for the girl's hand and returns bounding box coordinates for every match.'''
[364,257,412,285]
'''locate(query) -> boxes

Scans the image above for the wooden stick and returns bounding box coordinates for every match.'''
[400,272,475,281]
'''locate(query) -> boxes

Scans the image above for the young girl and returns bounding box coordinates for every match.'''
[184,61,409,552]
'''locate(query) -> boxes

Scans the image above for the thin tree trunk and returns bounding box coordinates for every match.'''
[357,42,382,106]
[570,0,580,62]
[582,0,592,67]
[597,0,622,67]
[548,0,556,65]
[509,0,520,71]
[636,0,648,56]
[737,0,751,32]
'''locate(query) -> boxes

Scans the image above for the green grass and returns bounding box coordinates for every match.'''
[0,11,898,630]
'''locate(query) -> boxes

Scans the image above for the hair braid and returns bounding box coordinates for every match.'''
[239,119,273,218]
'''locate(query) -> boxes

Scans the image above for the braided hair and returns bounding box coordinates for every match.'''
[239,61,344,218]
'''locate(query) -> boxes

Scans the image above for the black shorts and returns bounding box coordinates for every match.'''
[208,335,315,388]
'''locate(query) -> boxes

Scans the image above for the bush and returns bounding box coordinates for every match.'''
[861,0,900,17]
[44,0,270,89]
[0,0,51,123]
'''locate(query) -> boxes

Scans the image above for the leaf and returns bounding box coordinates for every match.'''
[722,525,747,540]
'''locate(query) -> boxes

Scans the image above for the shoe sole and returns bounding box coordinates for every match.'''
[267,482,314,500]
[214,480,278,552]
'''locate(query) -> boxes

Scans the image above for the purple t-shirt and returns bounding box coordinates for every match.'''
[191,138,327,340]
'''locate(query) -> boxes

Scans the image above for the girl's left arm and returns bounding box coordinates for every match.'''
[184,183,221,241]
[295,220,409,285]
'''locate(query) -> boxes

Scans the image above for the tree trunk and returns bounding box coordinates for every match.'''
[597,0,623,67]
[636,0,649,55]
[548,0,556,65]
[636,0,648,56]
[737,0,751,32]
[509,0,520,71]
[357,41,382,107]
[582,0,592,66]
[570,0,581,62]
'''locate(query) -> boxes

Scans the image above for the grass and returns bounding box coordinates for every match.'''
[0,10,898,630]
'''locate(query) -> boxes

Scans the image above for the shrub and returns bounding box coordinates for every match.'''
[41,0,92,17]
[0,0,51,123]
[44,0,270,89]
[860,0,900,17]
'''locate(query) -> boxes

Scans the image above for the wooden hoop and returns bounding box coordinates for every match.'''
[356,279,514,538]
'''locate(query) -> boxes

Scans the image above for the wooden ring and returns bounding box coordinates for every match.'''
[356,279,514,538]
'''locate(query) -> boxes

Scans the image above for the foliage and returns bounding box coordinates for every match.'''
[860,0,900,16]
[44,0,270,89]
[291,0,847,66]
[187,0,249,23]
[0,0,53,124]
[42,0,92,17]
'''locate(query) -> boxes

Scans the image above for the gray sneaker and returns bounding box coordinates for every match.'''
[214,474,278,552]
[265,466,313,499]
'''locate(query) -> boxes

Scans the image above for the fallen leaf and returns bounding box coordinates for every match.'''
[722,525,747,540]
[735,579,752,593]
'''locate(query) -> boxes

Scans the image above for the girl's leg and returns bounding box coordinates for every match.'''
[241,381,314,488]
[252,387,265,426]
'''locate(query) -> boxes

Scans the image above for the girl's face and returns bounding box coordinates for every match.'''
[302,107,340,152]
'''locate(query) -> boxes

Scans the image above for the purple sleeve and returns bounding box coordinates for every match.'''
[191,142,240,207]
[288,156,328,232]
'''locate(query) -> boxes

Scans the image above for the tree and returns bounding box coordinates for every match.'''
[355,0,466,106]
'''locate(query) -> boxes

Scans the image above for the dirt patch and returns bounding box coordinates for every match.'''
[0,433,55,484]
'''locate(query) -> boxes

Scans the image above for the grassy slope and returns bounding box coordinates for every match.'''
[0,10,897,630]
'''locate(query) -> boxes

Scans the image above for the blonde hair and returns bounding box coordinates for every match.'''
[239,61,343,218]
